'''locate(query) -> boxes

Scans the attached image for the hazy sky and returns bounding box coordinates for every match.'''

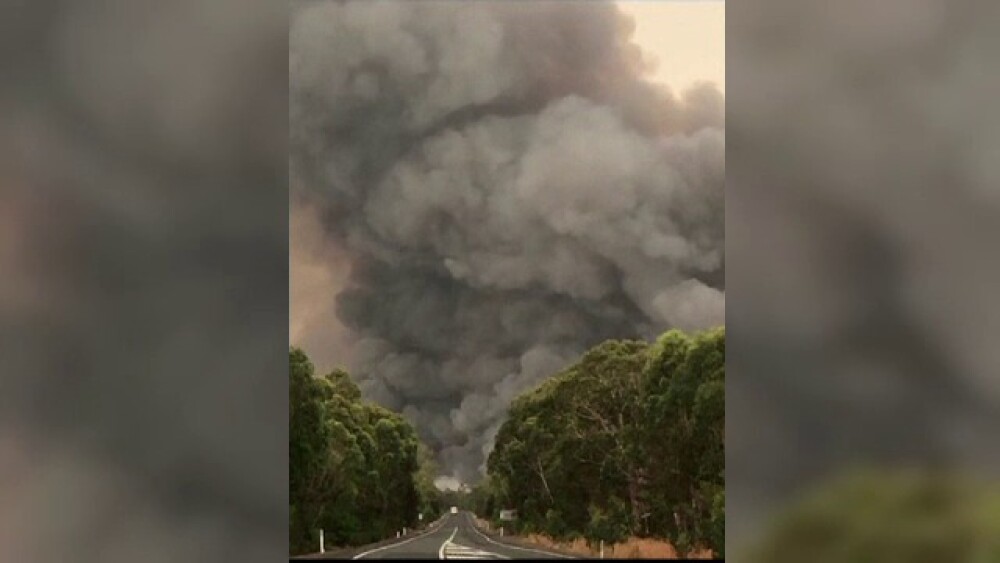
[617,1,725,94]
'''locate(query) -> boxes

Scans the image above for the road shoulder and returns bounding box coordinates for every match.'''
[290,518,450,560]
[462,514,589,559]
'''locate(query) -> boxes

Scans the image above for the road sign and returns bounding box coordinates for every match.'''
[499,509,517,521]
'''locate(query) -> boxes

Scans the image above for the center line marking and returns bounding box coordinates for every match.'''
[438,526,459,559]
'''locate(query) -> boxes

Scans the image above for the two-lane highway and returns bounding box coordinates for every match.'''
[312,511,580,559]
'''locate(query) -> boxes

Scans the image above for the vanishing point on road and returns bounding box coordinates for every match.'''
[293,511,583,560]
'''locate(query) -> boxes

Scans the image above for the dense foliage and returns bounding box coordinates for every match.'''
[482,328,725,556]
[289,348,442,556]
[747,470,1000,563]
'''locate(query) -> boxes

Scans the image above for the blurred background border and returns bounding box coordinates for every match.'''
[2,0,999,561]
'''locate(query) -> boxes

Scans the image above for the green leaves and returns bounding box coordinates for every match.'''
[484,328,725,556]
[586,499,632,545]
[638,328,725,552]
[289,348,437,556]
[289,348,333,553]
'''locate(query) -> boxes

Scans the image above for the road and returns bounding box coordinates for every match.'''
[300,511,582,560]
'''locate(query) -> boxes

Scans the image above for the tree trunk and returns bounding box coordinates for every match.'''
[535,458,555,504]
[628,473,641,530]
[626,465,648,534]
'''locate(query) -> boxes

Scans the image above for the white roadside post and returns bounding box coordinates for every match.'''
[498,509,516,539]
[600,540,604,559]
[320,529,325,554]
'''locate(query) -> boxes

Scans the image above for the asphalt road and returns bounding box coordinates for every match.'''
[301,511,582,560]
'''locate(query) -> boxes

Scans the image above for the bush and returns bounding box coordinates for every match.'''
[545,509,569,538]
[586,499,631,545]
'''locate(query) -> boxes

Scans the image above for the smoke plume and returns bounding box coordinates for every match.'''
[290,0,725,481]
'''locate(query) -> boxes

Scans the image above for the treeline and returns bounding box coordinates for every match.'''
[289,348,441,556]
[474,328,724,557]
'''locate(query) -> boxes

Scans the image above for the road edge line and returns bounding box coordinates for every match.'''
[464,513,575,559]
[352,519,447,559]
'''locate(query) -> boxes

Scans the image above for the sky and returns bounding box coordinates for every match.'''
[616,1,725,94]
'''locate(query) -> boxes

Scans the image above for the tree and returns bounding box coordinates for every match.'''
[485,328,725,556]
[639,328,724,553]
[415,443,444,522]
[289,347,331,554]
[489,339,651,539]
[289,348,439,555]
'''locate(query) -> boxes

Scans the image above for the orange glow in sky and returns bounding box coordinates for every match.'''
[617,1,725,95]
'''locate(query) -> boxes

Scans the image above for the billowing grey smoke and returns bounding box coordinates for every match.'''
[290,0,725,481]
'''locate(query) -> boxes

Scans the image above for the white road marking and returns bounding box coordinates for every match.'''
[352,519,448,559]
[438,526,460,559]
[441,542,511,560]
[463,513,574,559]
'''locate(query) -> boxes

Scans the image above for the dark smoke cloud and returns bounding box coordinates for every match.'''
[290,0,725,481]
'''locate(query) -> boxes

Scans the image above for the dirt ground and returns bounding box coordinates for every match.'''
[473,517,715,559]
[525,534,715,559]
